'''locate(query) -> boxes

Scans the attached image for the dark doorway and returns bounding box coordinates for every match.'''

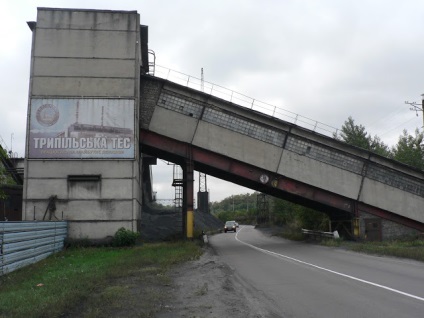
[1,185,23,221]
[364,218,381,241]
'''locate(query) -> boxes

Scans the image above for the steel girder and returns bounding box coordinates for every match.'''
[140,129,424,233]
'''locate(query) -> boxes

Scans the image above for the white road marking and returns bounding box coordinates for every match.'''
[235,227,424,302]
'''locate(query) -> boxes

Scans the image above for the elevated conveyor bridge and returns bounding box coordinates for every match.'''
[139,74,424,239]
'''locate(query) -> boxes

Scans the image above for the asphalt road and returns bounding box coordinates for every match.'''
[209,225,424,318]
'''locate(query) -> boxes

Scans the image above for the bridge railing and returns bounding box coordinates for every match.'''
[153,65,340,137]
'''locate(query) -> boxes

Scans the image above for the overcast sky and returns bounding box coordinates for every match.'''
[1,0,424,203]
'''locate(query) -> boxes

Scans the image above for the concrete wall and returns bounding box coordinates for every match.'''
[23,8,142,240]
[143,78,424,232]
[359,211,419,240]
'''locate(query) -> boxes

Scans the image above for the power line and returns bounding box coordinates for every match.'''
[405,94,424,129]
[379,116,418,137]
[364,106,408,131]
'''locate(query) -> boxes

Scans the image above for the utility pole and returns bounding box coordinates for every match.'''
[197,68,210,214]
[405,94,424,129]
[10,133,13,155]
[201,68,204,92]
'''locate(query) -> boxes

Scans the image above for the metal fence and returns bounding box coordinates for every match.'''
[0,221,68,276]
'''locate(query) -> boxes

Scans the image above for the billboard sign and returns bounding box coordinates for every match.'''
[28,99,135,159]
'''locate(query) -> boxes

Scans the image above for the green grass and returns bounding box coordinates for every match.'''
[275,227,424,263]
[347,239,424,262]
[0,241,203,318]
[274,229,306,241]
[319,238,424,262]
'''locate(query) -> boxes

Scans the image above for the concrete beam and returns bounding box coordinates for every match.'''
[140,129,424,233]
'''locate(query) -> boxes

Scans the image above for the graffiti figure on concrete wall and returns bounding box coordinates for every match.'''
[43,195,58,221]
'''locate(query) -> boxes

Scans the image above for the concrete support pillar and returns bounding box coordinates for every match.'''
[184,159,194,239]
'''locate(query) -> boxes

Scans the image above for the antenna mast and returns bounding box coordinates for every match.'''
[201,67,204,92]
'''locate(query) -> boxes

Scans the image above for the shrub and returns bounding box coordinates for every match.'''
[112,227,140,247]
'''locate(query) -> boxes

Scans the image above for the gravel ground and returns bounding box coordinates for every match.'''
[157,244,281,318]
[64,228,282,318]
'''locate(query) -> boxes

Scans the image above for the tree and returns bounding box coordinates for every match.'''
[212,192,258,224]
[369,135,392,157]
[0,147,16,200]
[392,129,424,170]
[335,116,391,157]
[272,198,329,230]
[334,116,370,149]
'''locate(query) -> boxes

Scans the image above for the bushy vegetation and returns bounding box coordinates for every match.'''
[348,238,424,261]
[319,237,424,262]
[150,201,175,211]
[212,192,258,224]
[334,116,424,170]
[211,192,329,233]
[272,198,330,231]
[0,147,16,200]
[112,227,140,247]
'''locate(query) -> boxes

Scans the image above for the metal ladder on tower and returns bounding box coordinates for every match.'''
[172,164,184,231]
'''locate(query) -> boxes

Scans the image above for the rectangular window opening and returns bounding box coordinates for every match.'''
[67,175,101,182]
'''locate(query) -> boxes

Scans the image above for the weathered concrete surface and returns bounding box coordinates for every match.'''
[23,8,142,240]
[141,76,424,237]
[21,7,424,243]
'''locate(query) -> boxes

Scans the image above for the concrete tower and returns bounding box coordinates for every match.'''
[23,8,142,241]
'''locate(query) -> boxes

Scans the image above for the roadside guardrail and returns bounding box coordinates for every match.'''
[302,229,340,239]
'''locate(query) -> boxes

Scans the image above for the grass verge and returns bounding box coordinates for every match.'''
[274,227,424,263]
[319,238,424,262]
[0,241,203,318]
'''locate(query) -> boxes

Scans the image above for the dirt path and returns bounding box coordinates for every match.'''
[157,245,281,318]
[63,229,283,317]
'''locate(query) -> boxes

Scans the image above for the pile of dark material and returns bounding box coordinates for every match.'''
[140,203,224,241]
